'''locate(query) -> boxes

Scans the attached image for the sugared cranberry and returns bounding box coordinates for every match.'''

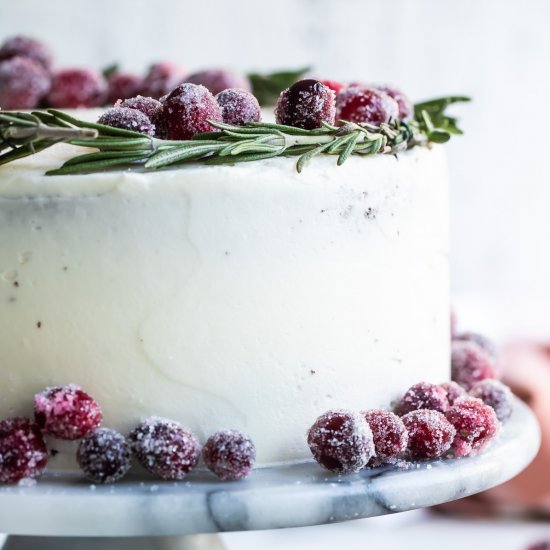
[470,379,514,423]
[374,85,413,120]
[307,410,374,473]
[97,107,155,136]
[527,541,550,550]
[215,88,261,126]
[320,80,345,94]
[401,409,456,460]
[77,427,132,484]
[336,86,399,126]
[0,418,48,483]
[34,385,102,440]
[440,381,468,406]
[202,429,256,481]
[396,382,449,416]
[454,332,496,358]
[118,95,163,127]
[185,69,251,96]
[140,62,186,99]
[129,417,201,480]
[276,79,336,130]
[451,341,497,390]
[363,409,408,464]
[0,56,51,109]
[47,68,107,108]
[162,83,223,140]
[445,398,499,457]
[107,72,142,104]
[0,35,52,69]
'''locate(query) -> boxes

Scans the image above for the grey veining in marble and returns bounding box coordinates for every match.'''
[0,398,540,538]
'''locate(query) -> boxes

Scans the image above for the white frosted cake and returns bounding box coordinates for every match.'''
[0,141,449,466]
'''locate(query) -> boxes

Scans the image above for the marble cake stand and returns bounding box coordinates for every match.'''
[0,398,540,550]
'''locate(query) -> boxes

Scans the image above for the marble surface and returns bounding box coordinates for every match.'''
[0,398,540,538]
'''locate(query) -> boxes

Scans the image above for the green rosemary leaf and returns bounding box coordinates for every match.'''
[46,154,148,175]
[31,111,72,128]
[102,62,119,80]
[427,130,451,143]
[0,113,37,127]
[0,139,60,166]
[247,67,310,106]
[337,131,362,165]
[62,149,152,166]
[68,137,153,150]
[327,133,354,154]
[204,149,282,165]
[145,144,225,169]
[296,141,333,173]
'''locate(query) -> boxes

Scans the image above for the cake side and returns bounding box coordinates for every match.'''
[0,144,449,467]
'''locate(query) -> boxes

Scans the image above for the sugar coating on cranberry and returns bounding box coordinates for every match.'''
[186,69,251,96]
[396,382,449,416]
[34,385,102,440]
[140,62,186,99]
[307,410,374,473]
[470,379,514,423]
[107,73,142,104]
[202,429,256,481]
[98,107,155,136]
[320,80,345,94]
[363,409,408,464]
[451,341,497,390]
[129,417,201,480]
[47,68,107,108]
[0,56,51,110]
[215,88,261,126]
[401,409,456,460]
[0,418,48,483]
[374,85,413,120]
[77,427,132,484]
[118,95,163,125]
[336,85,399,126]
[445,398,499,457]
[454,332,496,358]
[162,83,223,140]
[0,35,52,69]
[440,381,468,406]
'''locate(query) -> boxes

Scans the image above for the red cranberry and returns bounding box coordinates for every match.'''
[445,398,499,457]
[363,409,408,464]
[0,418,48,483]
[98,107,155,136]
[401,409,456,460]
[107,72,142,104]
[162,83,223,140]
[276,79,336,130]
[440,381,468,406]
[470,379,514,423]
[34,385,102,440]
[0,56,51,110]
[47,68,107,108]
[118,95,163,127]
[307,410,374,473]
[185,69,251,96]
[396,382,449,416]
[77,427,132,484]
[454,332,496,358]
[202,429,256,481]
[129,417,201,480]
[336,85,399,126]
[140,62,186,99]
[374,85,413,120]
[0,35,52,69]
[320,80,345,94]
[451,341,497,390]
[215,88,261,126]
[527,541,550,550]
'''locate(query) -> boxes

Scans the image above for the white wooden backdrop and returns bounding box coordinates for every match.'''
[2,0,550,335]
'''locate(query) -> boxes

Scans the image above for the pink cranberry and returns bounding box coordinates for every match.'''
[451,341,497,390]
[336,85,399,126]
[440,381,468,406]
[396,382,449,416]
[0,35,52,69]
[401,409,456,460]
[202,429,256,481]
[118,95,164,137]
[307,410,374,473]
[454,332,496,358]
[0,418,48,483]
[140,62,186,99]
[470,379,514,423]
[320,80,345,94]
[527,541,550,550]
[0,56,51,109]
[129,417,201,480]
[185,69,251,96]
[77,427,132,484]
[97,107,155,136]
[445,398,499,457]
[107,72,142,104]
[47,68,107,108]
[374,85,413,120]
[363,409,408,464]
[34,385,102,440]
[162,83,223,140]
[276,79,336,130]
[215,88,261,125]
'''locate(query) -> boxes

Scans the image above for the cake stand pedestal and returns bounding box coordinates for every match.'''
[0,398,540,550]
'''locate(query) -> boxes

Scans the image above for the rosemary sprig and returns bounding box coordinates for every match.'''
[0,96,469,176]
